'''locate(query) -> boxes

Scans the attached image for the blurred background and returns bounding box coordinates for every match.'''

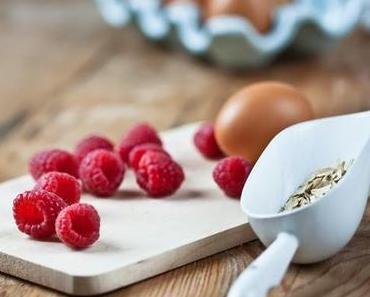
[0,0,369,178]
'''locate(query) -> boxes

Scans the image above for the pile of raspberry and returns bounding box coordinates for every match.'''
[13,174,99,249]
[193,122,253,198]
[14,123,185,249]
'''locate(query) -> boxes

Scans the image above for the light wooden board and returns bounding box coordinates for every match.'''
[0,123,255,296]
[1,1,370,295]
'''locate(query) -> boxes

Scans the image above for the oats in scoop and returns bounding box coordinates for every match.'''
[280,160,353,212]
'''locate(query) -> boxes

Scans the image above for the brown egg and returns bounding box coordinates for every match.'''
[204,0,273,33]
[215,82,314,163]
[163,0,206,7]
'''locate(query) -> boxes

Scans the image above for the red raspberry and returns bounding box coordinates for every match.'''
[128,143,169,170]
[74,134,114,164]
[13,190,67,239]
[56,203,100,249]
[136,151,185,198]
[29,149,79,180]
[79,149,125,197]
[34,172,81,205]
[213,157,253,198]
[117,123,162,163]
[193,122,225,160]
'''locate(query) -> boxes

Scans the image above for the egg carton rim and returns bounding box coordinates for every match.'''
[95,0,364,61]
[95,0,364,68]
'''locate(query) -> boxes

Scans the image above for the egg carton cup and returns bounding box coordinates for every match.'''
[95,0,364,68]
[362,0,370,31]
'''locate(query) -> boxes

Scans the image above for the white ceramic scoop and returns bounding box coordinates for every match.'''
[228,111,370,297]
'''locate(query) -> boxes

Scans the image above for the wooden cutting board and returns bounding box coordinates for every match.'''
[0,123,255,296]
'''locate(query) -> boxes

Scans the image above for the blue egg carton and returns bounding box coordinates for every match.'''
[95,0,364,68]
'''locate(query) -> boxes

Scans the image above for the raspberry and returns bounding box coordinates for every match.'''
[34,172,81,205]
[193,122,225,160]
[55,203,100,249]
[136,151,185,198]
[213,157,253,198]
[74,134,114,164]
[79,149,125,197]
[117,123,162,163]
[29,149,79,180]
[13,190,67,239]
[128,143,169,170]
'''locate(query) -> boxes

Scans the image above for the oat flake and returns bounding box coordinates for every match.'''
[280,160,353,212]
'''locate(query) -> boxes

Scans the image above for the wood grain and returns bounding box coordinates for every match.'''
[0,0,369,296]
[0,125,255,295]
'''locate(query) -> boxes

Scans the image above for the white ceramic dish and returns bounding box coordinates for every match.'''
[95,0,364,68]
[228,111,370,297]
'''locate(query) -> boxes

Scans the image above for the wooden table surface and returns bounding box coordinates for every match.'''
[1,1,370,296]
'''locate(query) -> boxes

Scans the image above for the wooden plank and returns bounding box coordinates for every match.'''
[0,0,117,139]
[2,30,369,181]
[0,0,370,296]
[0,124,255,295]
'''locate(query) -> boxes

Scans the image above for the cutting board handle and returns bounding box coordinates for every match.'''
[227,232,298,297]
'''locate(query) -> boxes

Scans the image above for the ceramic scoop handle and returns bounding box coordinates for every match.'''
[227,232,299,297]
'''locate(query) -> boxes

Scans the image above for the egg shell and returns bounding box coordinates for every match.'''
[204,0,272,33]
[215,81,314,163]
[164,0,206,6]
